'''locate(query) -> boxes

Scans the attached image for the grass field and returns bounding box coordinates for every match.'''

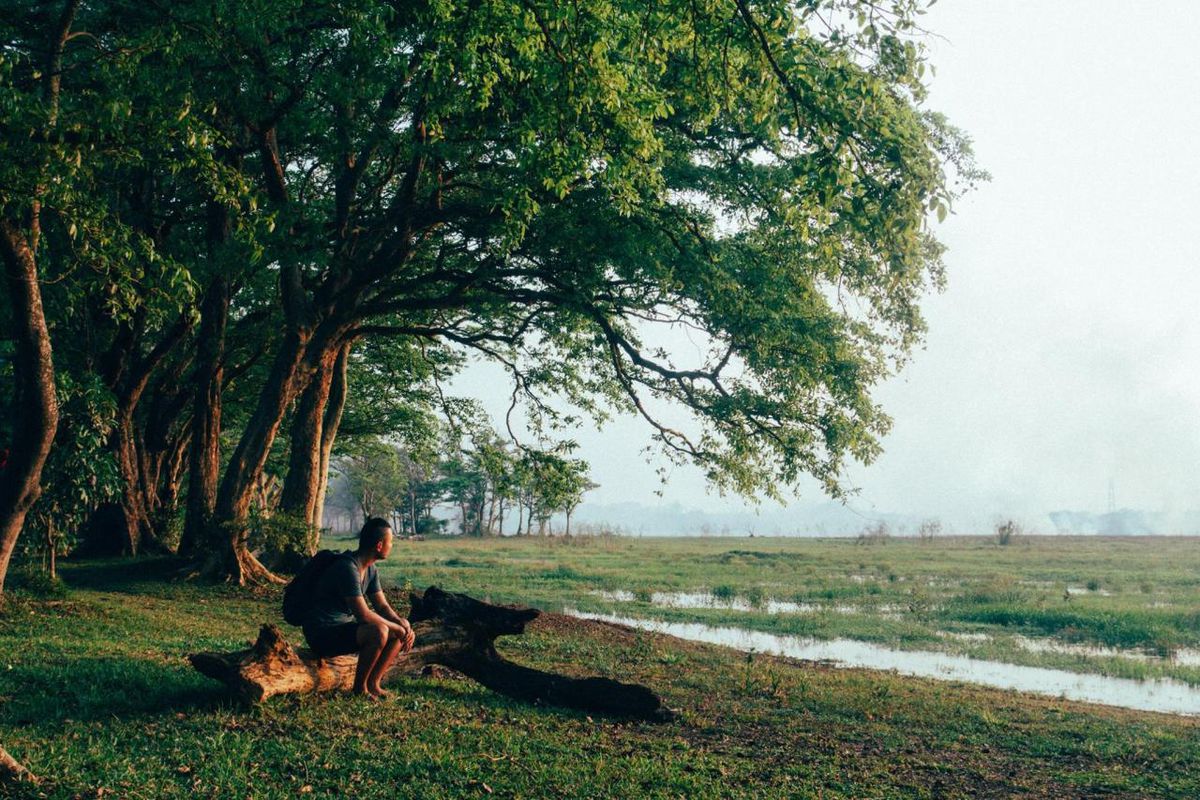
[371,534,1200,686]
[1,536,1198,798]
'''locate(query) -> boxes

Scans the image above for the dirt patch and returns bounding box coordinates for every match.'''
[530,610,652,645]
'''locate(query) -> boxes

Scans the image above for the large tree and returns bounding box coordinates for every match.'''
[0,0,250,591]
[3,0,980,589]
[0,0,80,594]
[186,0,977,582]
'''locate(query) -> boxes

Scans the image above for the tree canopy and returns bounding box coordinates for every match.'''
[0,0,980,589]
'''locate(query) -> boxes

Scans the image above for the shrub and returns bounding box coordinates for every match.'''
[247,509,313,562]
[7,565,68,598]
[955,577,1027,606]
[906,589,934,616]
[994,520,1022,546]
[856,522,890,545]
[22,372,121,578]
[711,584,737,601]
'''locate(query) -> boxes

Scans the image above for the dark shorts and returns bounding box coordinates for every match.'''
[303,622,360,657]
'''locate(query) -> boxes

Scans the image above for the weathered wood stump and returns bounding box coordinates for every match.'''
[190,586,669,720]
[0,745,36,784]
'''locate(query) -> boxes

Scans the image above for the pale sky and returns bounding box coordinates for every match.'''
[456,1,1200,523]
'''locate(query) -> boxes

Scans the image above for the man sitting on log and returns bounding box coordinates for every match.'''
[303,518,416,699]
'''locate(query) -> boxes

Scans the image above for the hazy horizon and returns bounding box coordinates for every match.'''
[450,1,1200,525]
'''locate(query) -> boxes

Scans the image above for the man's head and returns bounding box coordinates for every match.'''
[358,517,394,559]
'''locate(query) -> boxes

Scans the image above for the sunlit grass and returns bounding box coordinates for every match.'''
[378,534,1200,683]
[0,549,1197,798]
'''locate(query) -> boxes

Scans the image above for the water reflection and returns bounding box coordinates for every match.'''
[1013,635,1157,661]
[590,589,852,614]
[570,610,1200,716]
[1173,649,1200,667]
[945,632,1200,668]
[1065,585,1113,597]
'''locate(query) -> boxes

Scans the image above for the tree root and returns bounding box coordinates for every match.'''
[0,745,36,784]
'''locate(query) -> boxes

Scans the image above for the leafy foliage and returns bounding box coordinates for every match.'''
[3,0,982,577]
[180,0,979,498]
[333,433,595,536]
[22,373,121,574]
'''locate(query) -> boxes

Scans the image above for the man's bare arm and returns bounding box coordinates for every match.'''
[367,591,415,649]
[346,595,403,632]
[368,591,407,625]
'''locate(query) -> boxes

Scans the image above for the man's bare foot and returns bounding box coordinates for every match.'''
[352,687,380,701]
[368,686,391,699]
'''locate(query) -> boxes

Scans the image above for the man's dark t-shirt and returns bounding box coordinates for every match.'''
[304,551,381,631]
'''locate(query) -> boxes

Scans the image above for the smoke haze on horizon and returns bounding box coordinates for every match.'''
[451,2,1200,526]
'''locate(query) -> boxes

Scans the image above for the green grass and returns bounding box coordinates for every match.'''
[2,539,1199,798]
[366,534,1200,684]
[710,584,737,601]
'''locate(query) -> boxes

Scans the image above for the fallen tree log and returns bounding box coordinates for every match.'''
[190,586,669,720]
[0,745,36,784]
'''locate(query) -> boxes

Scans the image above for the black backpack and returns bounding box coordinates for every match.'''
[282,550,339,626]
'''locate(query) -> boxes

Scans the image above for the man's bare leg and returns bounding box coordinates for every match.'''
[353,623,387,697]
[367,632,404,698]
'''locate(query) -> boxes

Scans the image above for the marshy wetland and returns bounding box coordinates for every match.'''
[3,537,1200,798]
[379,534,1200,700]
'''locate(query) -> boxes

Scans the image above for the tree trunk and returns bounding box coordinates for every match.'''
[104,313,191,556]
[181,276,228,557]
[158,425,191,519]
[112,412,154,555]
[210,323,309,585]
[0,221,59,596]
[206,124,320,584]
[0,0,79,594]
[278,346,341,548]
[139,358,194,549]
[477,493,489,536]
[211,285,358,583]
[0,745,36,785]
[45,519,56,581]
[312,343,349,538]
[189,587,668,720]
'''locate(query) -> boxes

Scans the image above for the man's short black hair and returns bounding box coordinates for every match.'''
[359,517,392,551]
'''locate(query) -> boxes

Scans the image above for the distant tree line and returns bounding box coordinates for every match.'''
[333,434,593,538]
